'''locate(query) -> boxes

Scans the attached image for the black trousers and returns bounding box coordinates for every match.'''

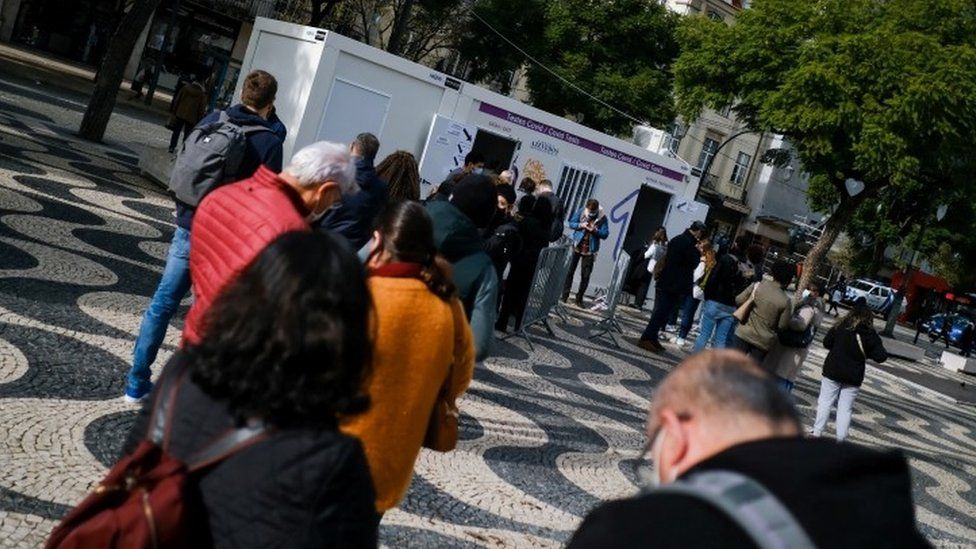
[640,288,684,341]
[168,119,191,152]
[497,253,540,331]
[563,252,595,301]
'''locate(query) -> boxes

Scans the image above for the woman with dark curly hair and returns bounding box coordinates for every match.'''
[343,200,475,515]
[122,231,378,547]
[376,150,420,202]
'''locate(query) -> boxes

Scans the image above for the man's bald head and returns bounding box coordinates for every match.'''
[647,350,801,484]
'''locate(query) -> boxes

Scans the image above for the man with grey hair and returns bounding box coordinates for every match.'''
[569,350,928,548]
[181,141,355,344]
[317,132,389,249]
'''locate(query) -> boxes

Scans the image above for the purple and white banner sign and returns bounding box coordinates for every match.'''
[478,102,686,182]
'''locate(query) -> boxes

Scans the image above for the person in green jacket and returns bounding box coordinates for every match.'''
[426,174,499,361]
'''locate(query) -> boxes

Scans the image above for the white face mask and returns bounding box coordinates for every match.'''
[642,428,667,488]
[473,167,484,175]
[802,289,811,299]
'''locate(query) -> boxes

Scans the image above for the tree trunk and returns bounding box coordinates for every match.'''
[386,0,415,56]
[79,0,163,142]
[796,198,859,298]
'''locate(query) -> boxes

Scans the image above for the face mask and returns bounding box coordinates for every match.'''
[473,167,484,175]
[306,207,328,224]
[641,428,667,488]
[802,289,811,299]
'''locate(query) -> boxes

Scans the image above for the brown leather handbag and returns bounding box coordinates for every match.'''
[423,364,459,452]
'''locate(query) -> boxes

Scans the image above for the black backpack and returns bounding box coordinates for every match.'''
[168,111,271,207]
[779,304,817,348]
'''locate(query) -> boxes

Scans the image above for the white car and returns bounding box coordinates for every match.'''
[843,279,905,314]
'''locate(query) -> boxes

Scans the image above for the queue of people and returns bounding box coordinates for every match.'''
[53,67,926,548]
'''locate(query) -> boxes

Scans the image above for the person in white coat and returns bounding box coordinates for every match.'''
[764,282,826,393]
[633,227,668,309]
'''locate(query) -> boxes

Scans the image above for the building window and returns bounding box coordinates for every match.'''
[718,104,732,118]
[556,164,601,215]
[667,135,681,154]
[730,151,752,186]
[694,137,719,176]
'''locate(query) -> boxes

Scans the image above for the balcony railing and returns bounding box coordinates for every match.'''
[699,173,748,204]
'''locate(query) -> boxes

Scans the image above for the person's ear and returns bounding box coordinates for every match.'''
[370,231,382,255]
[656,409,690,484]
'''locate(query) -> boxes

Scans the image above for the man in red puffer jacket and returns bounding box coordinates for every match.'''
[182,141,358,344]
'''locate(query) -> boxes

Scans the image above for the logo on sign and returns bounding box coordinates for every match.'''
[530,139,559,156]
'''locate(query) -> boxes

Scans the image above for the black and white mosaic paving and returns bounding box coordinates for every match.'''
[1,90,975,548]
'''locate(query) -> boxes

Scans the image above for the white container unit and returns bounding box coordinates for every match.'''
[236,17,705,292]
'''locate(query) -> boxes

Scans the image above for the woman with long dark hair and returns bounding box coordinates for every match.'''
[120,231,378,547]
[376,150,420,202]
[343,200,475,514]
[812,300,888,441]
[495,194,550,332]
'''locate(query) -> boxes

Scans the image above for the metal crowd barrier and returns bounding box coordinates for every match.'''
[500,239,574,350]
[588,253,631,348]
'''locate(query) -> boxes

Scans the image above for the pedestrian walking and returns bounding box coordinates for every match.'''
[316,133,389,250]
[166,75,208,154]
[813,302,889,441]
[345,201,475,516]
[826,281,842,316]
[568,350,929,549]
[123,70,285,403]
[960,321,975,358]
[672,239,716,347]
[691,238,751,352]
[182,141,355,346]
[426,174,500,361]
[764,281,826,392]
[632,227,667,310]
[733,260,795,363]
[638,221,706,353]
[496,195,549,332]
[562,199,610,307]
[116,232,378,546]
[377,150,420,201]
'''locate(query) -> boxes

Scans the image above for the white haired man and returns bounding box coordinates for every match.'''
[569,350,929,548]
[181,141,357,345]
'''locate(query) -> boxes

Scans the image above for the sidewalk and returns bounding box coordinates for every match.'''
[0,42,173,115]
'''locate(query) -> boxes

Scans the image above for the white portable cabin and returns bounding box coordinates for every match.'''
[236,17,705,291]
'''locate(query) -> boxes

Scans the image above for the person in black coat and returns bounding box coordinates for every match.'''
[812,301,888,442]
[568,350,929,549]
[483,183,521,285]
[495,195,549,332]
[638,221,706,352]
[121,232,378,547]
[317,133,389,250]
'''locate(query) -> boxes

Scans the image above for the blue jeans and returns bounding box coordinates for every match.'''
[126,227,192,393]
[692,300,737,352]
[678,296,701,339]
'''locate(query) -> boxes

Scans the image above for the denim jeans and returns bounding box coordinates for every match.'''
[678,295,701,339]
[813,376,860,441]
[126,227,192,393]
[692,300,737,352]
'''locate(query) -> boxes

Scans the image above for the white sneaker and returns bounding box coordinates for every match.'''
[671,337,687,347]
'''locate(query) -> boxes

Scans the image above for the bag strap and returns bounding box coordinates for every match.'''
[186,423,268,472]
[856,333,865,359]
[215,110,273,135]
[146,367,187,449]
[653,470,815,549]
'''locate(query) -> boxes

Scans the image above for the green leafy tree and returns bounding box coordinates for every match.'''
[673,0,976,294]
[524,0,680,134]
[454,0,546,94]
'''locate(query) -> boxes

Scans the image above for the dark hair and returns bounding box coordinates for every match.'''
[377,151,420,201]
[518,177,537,194]
[496,183,517,206]
[585,198,600,211]
[374,201,457,301]
[747,244,765,265]
[838,302,875,331]
[516,194,537,217]
[653,227,668,243]
[190,231,372,427]
[241,70,277,110]
[353,132,380,162]
[771,260,794,286]
[464,151,485,166]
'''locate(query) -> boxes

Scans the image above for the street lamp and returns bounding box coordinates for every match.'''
[692,129,753,202]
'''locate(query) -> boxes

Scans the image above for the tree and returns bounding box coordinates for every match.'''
[673,0,976,295]
[329,0,468,63]
[309,0,344,26]
[524,0,680,134]
[454,0,547,94]
[79,0,164,142]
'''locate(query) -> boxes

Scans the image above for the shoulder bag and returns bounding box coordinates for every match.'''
[733,283,758,323]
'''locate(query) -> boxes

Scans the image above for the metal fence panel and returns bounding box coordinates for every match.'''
[502,240,574,349]
[589,253,631,347]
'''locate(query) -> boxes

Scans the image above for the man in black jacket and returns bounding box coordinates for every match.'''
[568,350,930,549]
[638,221,706,352]
[317,132,388,250]
[535,179,565,242]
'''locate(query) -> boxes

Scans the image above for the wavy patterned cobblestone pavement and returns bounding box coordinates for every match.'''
[1,99,975,548]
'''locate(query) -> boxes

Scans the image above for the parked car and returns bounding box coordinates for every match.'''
[843,279,905,314]
[923,313,974,347]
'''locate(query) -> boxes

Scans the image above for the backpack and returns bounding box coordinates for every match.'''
[168,111,271,207]
[654,470,815,549]
[779,304,817,348]
[46,370,267,549]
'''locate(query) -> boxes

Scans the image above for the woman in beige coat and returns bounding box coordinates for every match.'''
[764,282,825,392]
[734,260,795,362]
